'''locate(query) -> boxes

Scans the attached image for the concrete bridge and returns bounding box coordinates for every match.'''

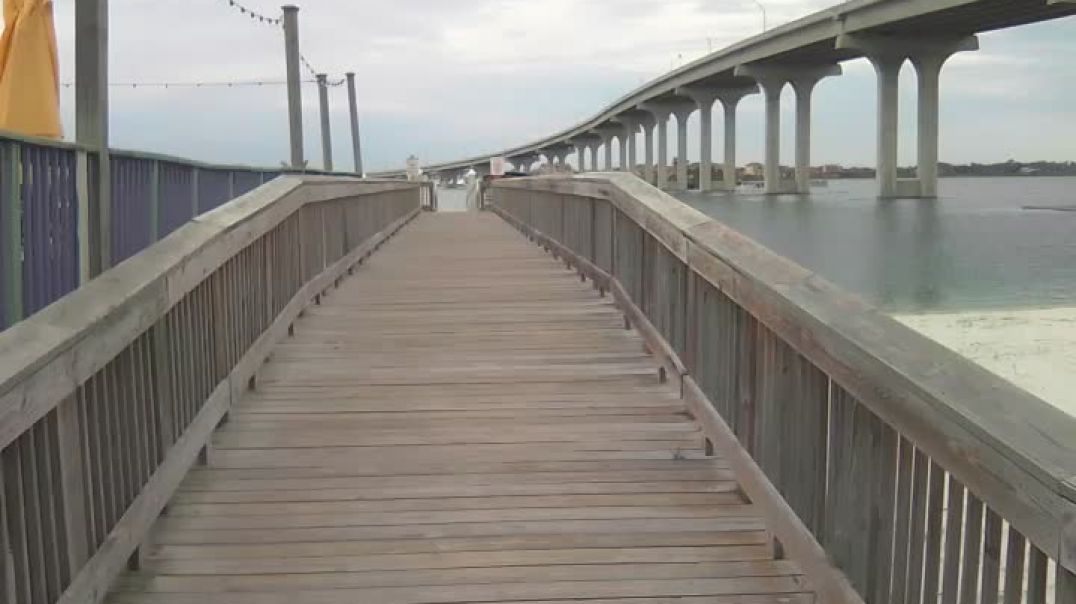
[375,0,1076,199]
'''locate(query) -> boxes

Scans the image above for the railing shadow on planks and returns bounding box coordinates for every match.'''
[488,173,1076,604]
[0,175,425,604]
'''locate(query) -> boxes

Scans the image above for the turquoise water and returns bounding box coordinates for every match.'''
[674,177,1076,312]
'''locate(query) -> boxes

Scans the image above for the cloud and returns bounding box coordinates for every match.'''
[24,1,1076,170]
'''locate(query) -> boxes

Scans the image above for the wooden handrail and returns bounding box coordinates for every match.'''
[0,176,423,604]
[489,173,1076,601]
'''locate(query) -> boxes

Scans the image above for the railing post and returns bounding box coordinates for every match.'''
[76,0,110,275]
[152,321,175,455]
[190,166,200,217]
[264,233,275,326]
[0,462,14,602]
[589,199,596,264]
[1,142,23,326]
[76,150,95,283]
[56,395,90,576]
[149,160,161,242]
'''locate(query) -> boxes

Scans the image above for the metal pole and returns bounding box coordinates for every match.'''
[282,5,304,169]
[76,0,110,277]
[750,0,767,31]
[317,74,333,172]
[346,72,364,176]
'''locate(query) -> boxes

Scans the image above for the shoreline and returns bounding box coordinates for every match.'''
[896,306,1076,418]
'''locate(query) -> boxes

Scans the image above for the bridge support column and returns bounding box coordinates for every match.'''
[617,133,628,171]
[641,100,692,190]
[555,148,572,170]
[716,86,758,191]
[838,34,978,198]
[626,132,636,174]
[594,123,623,172]
[736,64,840,194]
[912,38,979,197]
[589,143,599,172]
[640,115,656,184]
[653,115,669,188]
[678,85,727,192]
[698,102,714,191]
[615,112,648,177]
[574,144,586,172]
[791,68,840,193]
[674,108,692,191]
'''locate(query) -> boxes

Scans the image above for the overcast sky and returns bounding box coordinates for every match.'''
[29,0,1076,171]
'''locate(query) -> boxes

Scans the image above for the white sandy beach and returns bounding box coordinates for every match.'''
[897,307,1076,418]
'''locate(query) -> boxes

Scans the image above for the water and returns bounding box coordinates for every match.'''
[674,177,1076,313]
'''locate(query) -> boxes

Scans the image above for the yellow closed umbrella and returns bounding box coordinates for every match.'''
[0,0,62,139]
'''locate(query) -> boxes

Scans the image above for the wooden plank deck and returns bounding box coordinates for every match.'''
[108,212,814,604]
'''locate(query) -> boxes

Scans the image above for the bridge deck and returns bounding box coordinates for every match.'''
[108,212,813,604]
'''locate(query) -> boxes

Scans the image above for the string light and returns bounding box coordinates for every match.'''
[105,1,347,90]
[299,54,346,86]
[217,0,282,27]
[59,78,321,89]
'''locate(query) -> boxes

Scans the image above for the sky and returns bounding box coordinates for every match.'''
[23,0,1076,172]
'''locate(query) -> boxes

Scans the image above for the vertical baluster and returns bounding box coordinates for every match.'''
[1026,547,1047,604]
[170,305,186,434]
[131,338,149,486]
[19,429,48,603]
[22,147,38,313]
[980,509,1002,604]
[75,389,98,549]
[941,477,966,604]
[824,387,870,595]
[116,350,136,510]
[83,380,107,546]
[1002,528,1026,604]
[2,443,31,603]
[181,296,196,429]
[906,449,930,604]
[959,494,984,604]
[892,436,915,604]
[97,367,119,532]
[141,332,162,472]
[38,415,66,598]
[868,413,897,604]
[923,461,946,604]
[0,458,14,603]
[1057,564,1076,604]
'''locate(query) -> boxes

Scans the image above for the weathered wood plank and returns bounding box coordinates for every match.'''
[101,212,820,604]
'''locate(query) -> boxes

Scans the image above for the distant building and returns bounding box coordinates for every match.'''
[744,162,764,177]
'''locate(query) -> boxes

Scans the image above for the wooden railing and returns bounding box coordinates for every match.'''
[488,173,1076,604]
[0,130,360,331]
[0,176,422,604]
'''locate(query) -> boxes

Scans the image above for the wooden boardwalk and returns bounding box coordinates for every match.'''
[108,212,813,603]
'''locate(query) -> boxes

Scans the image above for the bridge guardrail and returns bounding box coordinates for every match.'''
[0,175,423,604]
[0,130,360,332]
[488,173,1076,604]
